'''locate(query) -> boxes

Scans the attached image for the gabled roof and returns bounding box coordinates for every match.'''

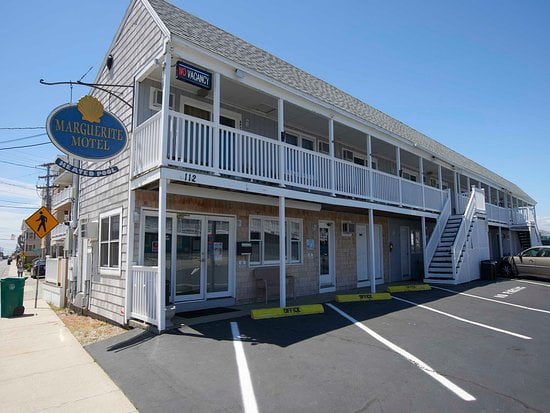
[147,0,534,203]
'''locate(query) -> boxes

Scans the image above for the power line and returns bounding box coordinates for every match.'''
[0,127,45,130]
[0,179,36,189]
[0,142,51,151]
[0,160,46,170]
[0,132,47,144]
[0,199,40,205]
[0,205,39,209]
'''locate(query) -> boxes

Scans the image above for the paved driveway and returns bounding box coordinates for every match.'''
[86,277,550,412]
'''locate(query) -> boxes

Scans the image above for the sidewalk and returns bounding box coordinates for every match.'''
[0,263,137,413]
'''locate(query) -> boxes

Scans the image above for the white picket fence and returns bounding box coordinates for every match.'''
[130,266,158,325]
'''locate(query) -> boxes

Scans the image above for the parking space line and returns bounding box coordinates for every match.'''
[392,296,532,340]
[327,303,476,402]
[515,279,550,288]
[431,286,550,314]
[230,322,259,413]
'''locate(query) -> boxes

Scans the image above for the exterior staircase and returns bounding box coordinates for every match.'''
[517,231,531,251]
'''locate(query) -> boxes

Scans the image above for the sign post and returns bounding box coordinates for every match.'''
[25,207,59,309]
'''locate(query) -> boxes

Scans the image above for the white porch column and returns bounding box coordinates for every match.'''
[329,117,336,196]
[421,216,427,278]
[212,72,221,174]
[279,196,286,308]
[367,134,373,201]
[509,229,513,255]
[419,157,425,209]
[160,48,172,167]
[454,172,460,213]
[278,98,285,187]
[124,189,136,324]
[488,186,492,205]
[437,164,443,205]
[157,178,167,332]
[498,226,504,258]
[467,176,471,193]
[368,208,376,293]
[396,147,402,205]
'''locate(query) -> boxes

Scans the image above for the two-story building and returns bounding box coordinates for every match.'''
[70,0,539,331]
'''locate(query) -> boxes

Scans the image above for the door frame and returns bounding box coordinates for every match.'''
[139,208,236,303]
[319,220,336,292]
[356,223,385,287]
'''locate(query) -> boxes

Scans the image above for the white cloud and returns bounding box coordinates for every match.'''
[537,216,550,233]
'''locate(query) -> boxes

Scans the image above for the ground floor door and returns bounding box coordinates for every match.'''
[319,221,335,291]
[142,212,235,303]
[400,226,411,279]
[356,223,383,286]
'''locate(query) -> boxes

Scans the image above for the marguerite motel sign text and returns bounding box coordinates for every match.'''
[46,95,128,162]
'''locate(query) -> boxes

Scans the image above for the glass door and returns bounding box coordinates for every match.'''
[319,221,335,290]
[206,218,231,298]
[175,216,204,301]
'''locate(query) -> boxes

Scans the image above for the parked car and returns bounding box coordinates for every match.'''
[500,246,550,278]
[31,258,46,278]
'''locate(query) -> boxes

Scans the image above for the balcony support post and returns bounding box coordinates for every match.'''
[421,216,427,278]
[368,208,376,293]
[278,98,285,187]
[438,164,443,205]
[213,72,220,174]
[419,157,425,209]
[157,178,167,332]
[454,172,459,213]
[396,147,402,205]
[329,117,335,196]
[367,134,373,201]
[279,196,286,308]
[498,226,504,258]
[160,48,172,168]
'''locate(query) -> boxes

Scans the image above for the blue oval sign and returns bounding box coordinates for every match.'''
[46,96,128,161]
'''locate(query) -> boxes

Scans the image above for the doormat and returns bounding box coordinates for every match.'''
[176,307,239,319]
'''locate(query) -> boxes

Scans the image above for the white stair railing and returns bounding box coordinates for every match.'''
[425,189,451,269]
[450,188,484,276]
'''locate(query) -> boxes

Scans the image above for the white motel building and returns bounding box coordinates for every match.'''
[66,0,540,331]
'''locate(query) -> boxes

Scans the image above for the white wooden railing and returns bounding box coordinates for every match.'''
[451,188,485,276]
[133,110,447,212]
[512,206,535,226]
[426,190,451,269]
[132,112,162,176]
[130,266,158,325]
[52,187,71,210]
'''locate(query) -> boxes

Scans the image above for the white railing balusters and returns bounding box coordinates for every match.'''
[426,190,451,268]
[130,266,158,325]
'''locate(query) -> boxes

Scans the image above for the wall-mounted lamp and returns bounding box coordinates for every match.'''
[106,54,114,71]
[235,68,245,79]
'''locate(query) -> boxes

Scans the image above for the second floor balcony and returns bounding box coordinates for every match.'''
[52,187,71,210]
[132,110,447,213]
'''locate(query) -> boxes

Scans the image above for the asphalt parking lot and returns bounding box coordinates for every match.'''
[87,277,550,412]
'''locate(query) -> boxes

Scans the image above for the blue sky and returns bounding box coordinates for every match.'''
[0,0,548,252]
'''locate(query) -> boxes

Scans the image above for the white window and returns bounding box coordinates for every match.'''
[402,169,418,182]
[99,209,121,271]
[179,96,242,129]
[318,141,330,154]
[342,221,355,236]
[149,87,175,111]
[249,216,303,265]
[342,147,366,166]
[284,131,316,151]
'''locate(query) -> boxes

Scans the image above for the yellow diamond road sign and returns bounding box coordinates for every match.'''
[25,207,59,239]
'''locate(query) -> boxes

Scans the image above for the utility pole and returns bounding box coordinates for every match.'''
[37,162,56,257]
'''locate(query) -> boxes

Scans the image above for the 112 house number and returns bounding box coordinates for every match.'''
[182,172,197,183]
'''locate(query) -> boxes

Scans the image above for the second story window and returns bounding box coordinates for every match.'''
[150,87,175,111]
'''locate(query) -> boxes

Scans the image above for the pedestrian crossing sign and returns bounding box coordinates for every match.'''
[25,207,59,239]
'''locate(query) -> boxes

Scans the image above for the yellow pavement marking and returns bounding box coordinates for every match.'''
[336,293,392,302]
[386,284,431,293]
[251,304,324,320]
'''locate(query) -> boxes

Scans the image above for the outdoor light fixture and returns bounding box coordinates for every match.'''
[235,68,245,79]
[106,54,114,70]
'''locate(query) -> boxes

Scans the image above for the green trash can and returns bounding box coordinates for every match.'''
[0,277,27,317]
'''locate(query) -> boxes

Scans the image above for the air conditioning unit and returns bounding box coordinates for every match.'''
[342,222,355,236]
[80,220,99,240]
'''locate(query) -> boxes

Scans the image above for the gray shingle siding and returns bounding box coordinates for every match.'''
[147,0,534,204]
